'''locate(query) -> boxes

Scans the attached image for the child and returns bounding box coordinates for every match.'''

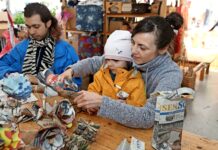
[87,30,146,113]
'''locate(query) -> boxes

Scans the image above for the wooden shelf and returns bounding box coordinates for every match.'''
[65,29,86,34]
[103,12,159,42]
[105,13,158,18]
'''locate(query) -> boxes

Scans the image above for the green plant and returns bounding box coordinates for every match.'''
[14,12,25,25]
[51,6,58,17]
[41,1,57,17]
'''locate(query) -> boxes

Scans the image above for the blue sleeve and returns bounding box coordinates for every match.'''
[0,40,28,79]
[53,40,82,86]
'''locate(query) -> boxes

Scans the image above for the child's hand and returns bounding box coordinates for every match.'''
[59,68,73,82]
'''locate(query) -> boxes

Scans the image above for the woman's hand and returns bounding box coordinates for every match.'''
[74,90,103,109]
[87,108,99,115]
[59,68,73,82]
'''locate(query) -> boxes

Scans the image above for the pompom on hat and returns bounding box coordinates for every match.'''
[104,30,132,62]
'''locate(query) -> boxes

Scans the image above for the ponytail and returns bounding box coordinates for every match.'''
[165,12,184,30]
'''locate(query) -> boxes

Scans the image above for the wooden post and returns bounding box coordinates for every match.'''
[206,63,210,74]
[199,68,205,81]
[160,0,167,17]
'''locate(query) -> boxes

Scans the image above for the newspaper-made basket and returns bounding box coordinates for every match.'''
[151,87,195,150]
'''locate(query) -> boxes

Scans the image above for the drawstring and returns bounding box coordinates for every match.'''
[145,67,149,98]
[145,67,149,86]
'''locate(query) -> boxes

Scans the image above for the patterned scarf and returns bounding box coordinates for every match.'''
[22,36,55,76]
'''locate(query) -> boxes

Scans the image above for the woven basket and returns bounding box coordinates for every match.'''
[182,73,196,89]
[181,67,196,89]
[177,52,197,90]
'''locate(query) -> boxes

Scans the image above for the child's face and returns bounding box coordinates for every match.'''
[105,59,128,73]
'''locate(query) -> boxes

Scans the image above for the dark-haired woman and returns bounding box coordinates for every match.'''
[60,14,183,128]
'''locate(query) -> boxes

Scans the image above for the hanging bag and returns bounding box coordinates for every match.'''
[132,3,151,14]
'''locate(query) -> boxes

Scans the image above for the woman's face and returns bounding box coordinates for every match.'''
[131,32,159,65]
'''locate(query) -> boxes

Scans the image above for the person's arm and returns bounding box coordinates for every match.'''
[53,40,82,86]
[98,70,182,128]
[98,96,155,128]
[0,41,27,79]
[59,56,104,81]
[0,55,15,78]
[70,56,104,77]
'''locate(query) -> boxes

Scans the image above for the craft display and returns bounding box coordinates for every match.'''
[17,102,46,124]
[117,136,145,150]
[151,87,195,150]
[0,125,24,149]
[64,134,89,150]
[1,73,32,100]
[64,118,100,149]
[54,99,76,128]
[0,98,21,124]
[37,69,79,92]
[16,107,35,124]
[33,127,65,150]
[0,71,101,149]
[32,118,100,150]
[74,119,100,142]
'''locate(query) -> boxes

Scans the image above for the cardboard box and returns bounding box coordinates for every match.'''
[109,20,123,32]
[122,3,132,13]
[65,7,76,30]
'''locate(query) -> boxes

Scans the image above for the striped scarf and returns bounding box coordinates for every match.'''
[22,37,55,75]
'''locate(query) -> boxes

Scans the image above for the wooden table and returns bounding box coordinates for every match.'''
[19,95,218,150]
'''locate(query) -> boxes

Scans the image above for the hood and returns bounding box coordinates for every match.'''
[133,53,172,72]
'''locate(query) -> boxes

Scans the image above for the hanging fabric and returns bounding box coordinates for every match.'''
[76,5,103,32]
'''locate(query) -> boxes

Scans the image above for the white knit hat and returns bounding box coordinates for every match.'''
[104,30,132,62]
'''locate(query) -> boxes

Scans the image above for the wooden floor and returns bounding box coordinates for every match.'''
[183,69,218,140]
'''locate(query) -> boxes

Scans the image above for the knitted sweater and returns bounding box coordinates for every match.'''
[70,53,183,128]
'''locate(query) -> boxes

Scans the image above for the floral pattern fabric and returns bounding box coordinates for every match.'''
[76,5,103,32]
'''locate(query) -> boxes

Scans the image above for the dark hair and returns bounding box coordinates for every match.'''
[165,12,183,56]
[132,16,175,50]
[24,2,61,40]
[165,12,184,30]
[127,61,133,71]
